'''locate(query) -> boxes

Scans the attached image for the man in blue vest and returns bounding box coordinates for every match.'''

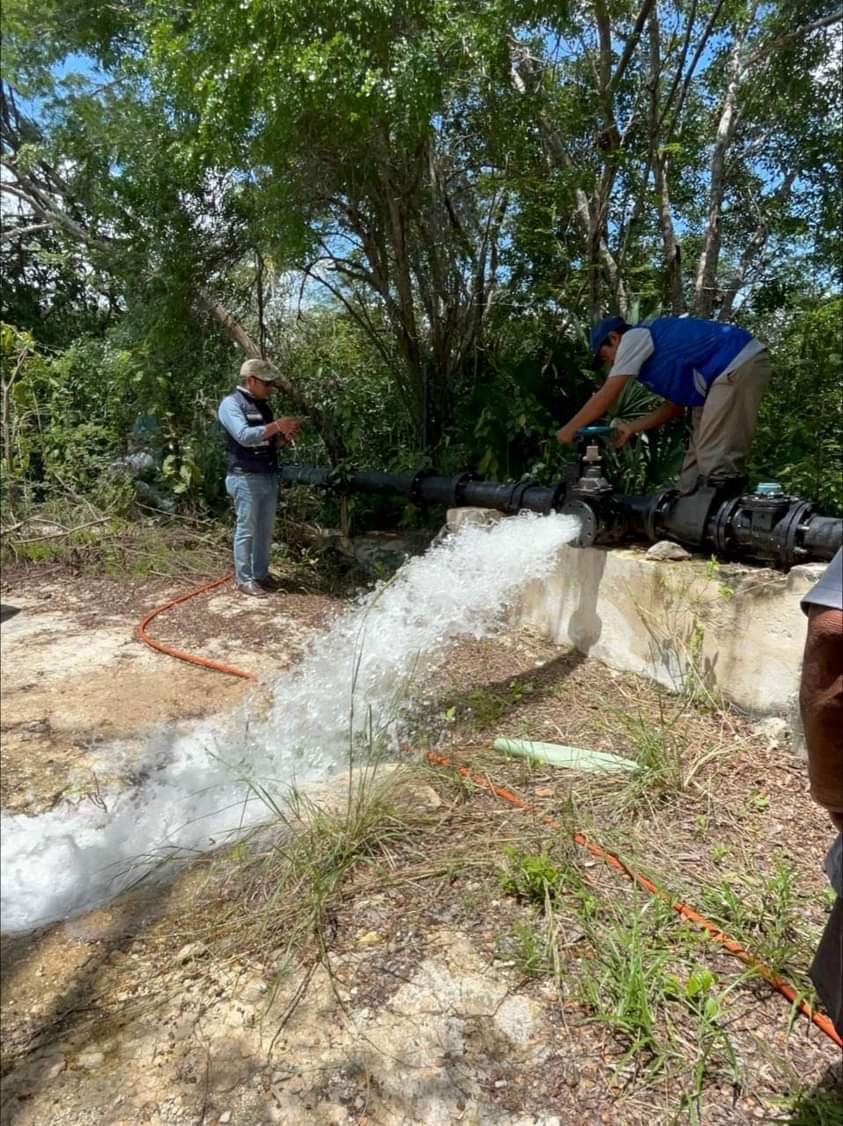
[218,358,301,597]
[556,315,770,493]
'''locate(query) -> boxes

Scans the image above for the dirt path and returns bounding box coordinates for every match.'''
[1,568,840,1125]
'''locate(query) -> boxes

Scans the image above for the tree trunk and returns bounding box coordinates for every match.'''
[647,10,684,314]
[694,13,755,316]
[717,171,795,321]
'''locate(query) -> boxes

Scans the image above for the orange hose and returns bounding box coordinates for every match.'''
[135,585,842,1049]
[424,749,843,1049]
[137,572,257,681]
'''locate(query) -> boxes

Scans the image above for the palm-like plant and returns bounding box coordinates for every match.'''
[603,379,688,495]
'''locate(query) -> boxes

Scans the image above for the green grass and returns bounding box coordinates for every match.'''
[447,682,528,730]
[237,761,412,961]
[606,702,689,809]
[494,837,759,1112]
[770,1088,843,1126]
[698,855,819,984]
[2,500,231,578]
[577,901,675,1066]
[501,918,556,977]
[498,848,565,903]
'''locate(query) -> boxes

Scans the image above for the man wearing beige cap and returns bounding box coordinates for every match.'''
[217,358,301,597]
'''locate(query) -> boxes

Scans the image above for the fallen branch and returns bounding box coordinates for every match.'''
[134,502,216,528]
[6,516,110,545]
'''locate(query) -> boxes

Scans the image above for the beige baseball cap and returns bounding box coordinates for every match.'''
[240,358,279,383]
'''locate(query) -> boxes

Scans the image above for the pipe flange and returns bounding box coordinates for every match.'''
[451,471,478,506]
[774,500,813,569]
[646,486,676,542]
[505,478,538,515]
[561,500,597,548]
[710,496,742,558]
[409,469,436,505]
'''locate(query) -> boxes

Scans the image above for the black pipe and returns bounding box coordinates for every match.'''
[803,516,843,560]
[278,465,561,515]
[278,463,841,569]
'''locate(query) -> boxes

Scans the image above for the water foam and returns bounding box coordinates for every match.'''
[1,511,579,933]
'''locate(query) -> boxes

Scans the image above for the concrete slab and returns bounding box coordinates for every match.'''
[447,508,826,720]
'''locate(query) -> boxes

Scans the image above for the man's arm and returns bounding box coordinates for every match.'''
[557,326,656,445]
[218,399,300,446]
[556,376,630,445]
[218,397,270,447]
[613,402,684,448]
[800,604,843,831]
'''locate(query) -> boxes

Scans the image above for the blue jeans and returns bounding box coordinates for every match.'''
[225,472,279,585]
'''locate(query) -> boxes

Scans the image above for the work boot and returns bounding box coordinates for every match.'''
[236,580,268,598]
[256,573,283,592]
[705,473,747,498]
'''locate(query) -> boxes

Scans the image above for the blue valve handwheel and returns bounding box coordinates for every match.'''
[576,425,613,436]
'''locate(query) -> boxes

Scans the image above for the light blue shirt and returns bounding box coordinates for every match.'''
[218,387,272,448]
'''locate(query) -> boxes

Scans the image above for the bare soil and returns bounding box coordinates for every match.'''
[1,563,840,1126]
[0,568,340,814]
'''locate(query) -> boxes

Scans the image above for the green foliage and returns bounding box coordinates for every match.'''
[1,320,238,511]
[603,379,688,494]
[749,296,843,514]
[286,309,415,471]
[2,0,841,516]
[498,849,562,904]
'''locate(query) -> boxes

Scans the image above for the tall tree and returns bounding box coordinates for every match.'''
[2,0,840,457]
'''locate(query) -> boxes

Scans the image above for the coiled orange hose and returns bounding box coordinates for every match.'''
[137,572,256,681]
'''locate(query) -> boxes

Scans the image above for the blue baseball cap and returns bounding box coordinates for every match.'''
[589,315,628,368]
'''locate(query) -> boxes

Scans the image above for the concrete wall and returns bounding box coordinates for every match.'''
[448,508,827,718]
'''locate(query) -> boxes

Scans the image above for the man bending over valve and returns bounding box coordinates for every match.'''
[556,315,770,495]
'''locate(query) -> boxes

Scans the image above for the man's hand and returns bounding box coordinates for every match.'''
[612,422,636,449]
[269,417,301,441]
[556,424,578,446]
[554,376,631,446]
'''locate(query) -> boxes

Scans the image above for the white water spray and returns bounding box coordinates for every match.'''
[0,511,580,933]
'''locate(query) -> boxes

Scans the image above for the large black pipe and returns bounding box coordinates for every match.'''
[279,466,562,514]
[620,484,841,569]
[803,516,843,560]
[278,463,841,569]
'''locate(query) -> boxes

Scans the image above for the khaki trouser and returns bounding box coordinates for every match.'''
[678,350,771,494]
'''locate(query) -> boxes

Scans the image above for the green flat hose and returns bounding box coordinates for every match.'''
[494,737,638,773]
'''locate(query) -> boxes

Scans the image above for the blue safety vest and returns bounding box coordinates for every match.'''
[637,318,755,407]
[222,389,278,474]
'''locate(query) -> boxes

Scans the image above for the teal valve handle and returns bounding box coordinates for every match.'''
[576,424,614,437]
